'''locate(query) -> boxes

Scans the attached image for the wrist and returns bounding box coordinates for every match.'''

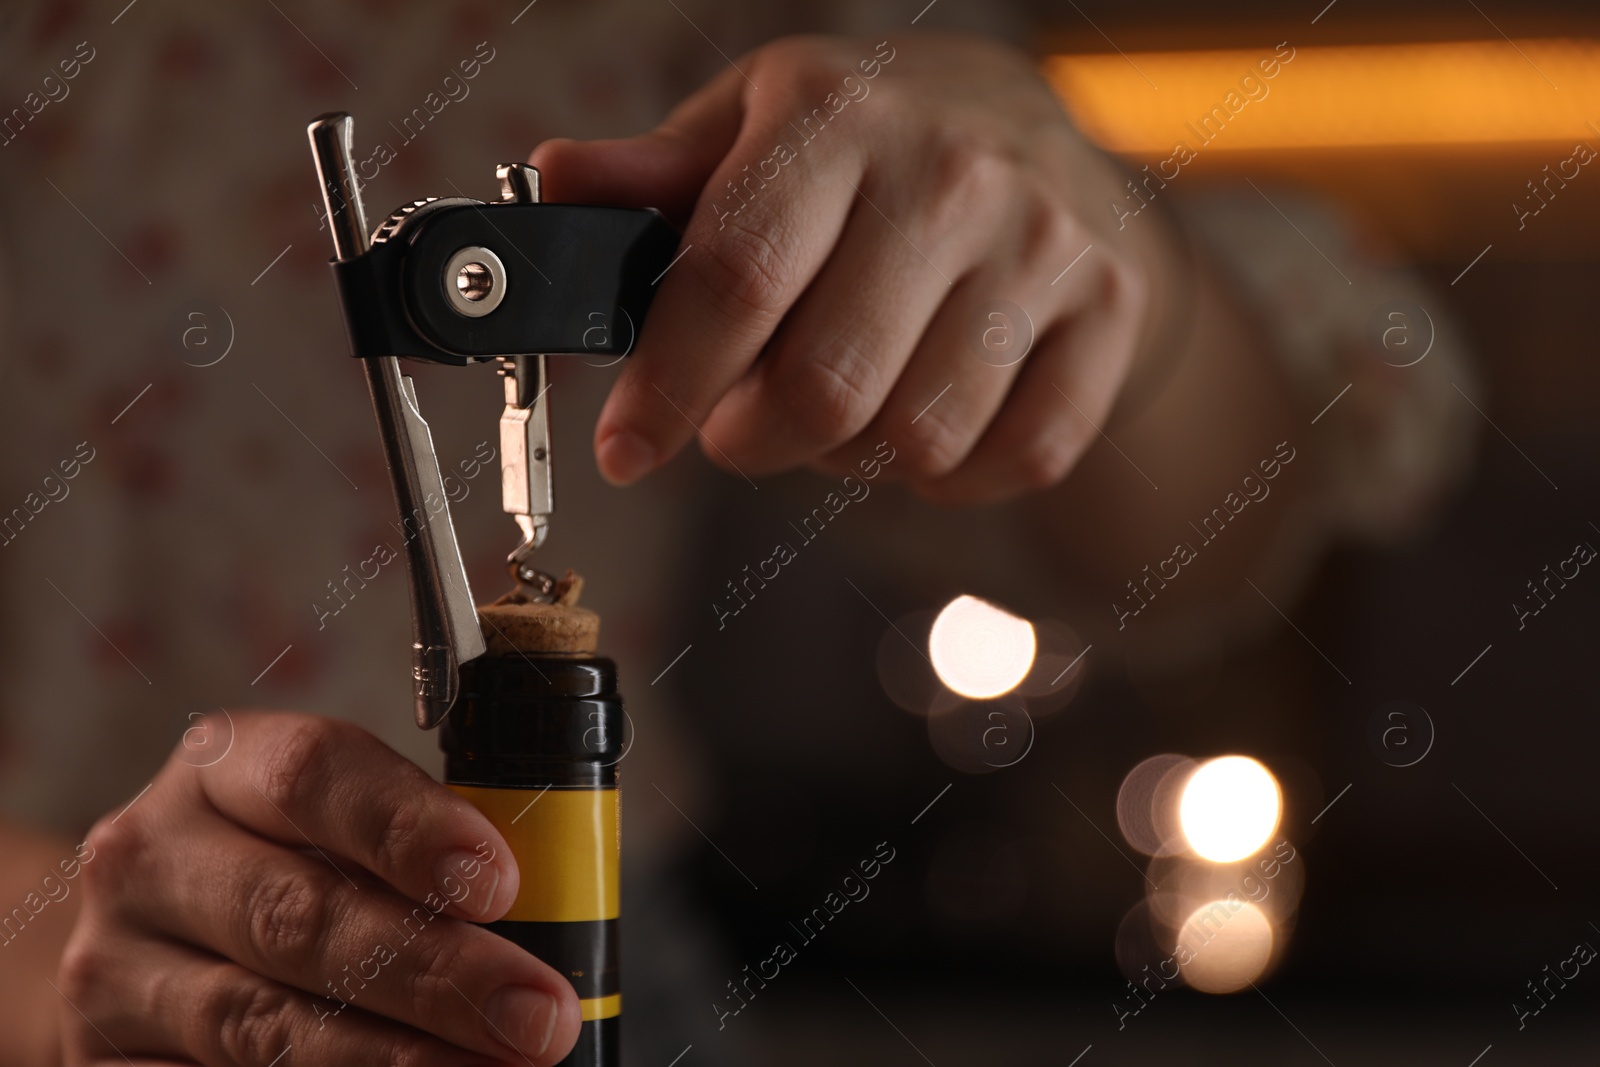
[1098,158,1201,430]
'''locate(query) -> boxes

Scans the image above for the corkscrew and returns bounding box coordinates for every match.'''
[307,112,678,729]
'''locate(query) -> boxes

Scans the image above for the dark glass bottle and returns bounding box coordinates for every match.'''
[441,653,624,1067]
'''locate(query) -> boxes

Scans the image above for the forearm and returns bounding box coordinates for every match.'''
[0,819,82,1067]
[1032,212,1310,630]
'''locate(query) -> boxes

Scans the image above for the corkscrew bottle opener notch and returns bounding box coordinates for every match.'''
[307,112,678,729]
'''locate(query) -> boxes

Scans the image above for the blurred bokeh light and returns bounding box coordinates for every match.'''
[1117,753,1195,857]
[928,595,1036,699]
[1179,756,1282,863]
[1175,899,1275,993]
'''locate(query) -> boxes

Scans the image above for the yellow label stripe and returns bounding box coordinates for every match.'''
[449,785,620,922]
[580,993,622,1021]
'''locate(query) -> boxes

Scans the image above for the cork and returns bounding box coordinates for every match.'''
[477,569,600,655]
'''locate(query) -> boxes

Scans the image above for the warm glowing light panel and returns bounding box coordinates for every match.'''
[1044,39,1600,151]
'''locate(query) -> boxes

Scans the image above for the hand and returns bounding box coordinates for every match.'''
[56,713,582,1066]
[532,33,1166,504]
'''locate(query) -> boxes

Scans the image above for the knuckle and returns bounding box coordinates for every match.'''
[375,793,426,867]
[405,925,469,1022]
[56,928,105,1004]
[897,408,968,480]
[697,216,796,326]
[775,339,881,444]
[81,814,138,890]
[1102,249,1150,322]
[389,1034,441,1067]
[1022,197,1082,276]
[1016,433,1080,489]
[246,865,332,967]
[256,716,341,813]
[213,976,294,1066]
[925,143,1015,232]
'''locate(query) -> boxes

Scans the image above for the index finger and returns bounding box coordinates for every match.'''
[181,712,519,923]
[573,65,864,485]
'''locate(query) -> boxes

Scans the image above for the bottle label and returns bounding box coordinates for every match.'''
[449,784,619,922]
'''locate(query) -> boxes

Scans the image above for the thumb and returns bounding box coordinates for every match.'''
[528,65,748,225]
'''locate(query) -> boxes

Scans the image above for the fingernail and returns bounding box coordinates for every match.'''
[435,850,502,920]
[597,430,655,485]
[486,986,560,1059]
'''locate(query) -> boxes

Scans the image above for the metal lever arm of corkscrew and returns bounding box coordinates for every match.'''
[308,114,485,729]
